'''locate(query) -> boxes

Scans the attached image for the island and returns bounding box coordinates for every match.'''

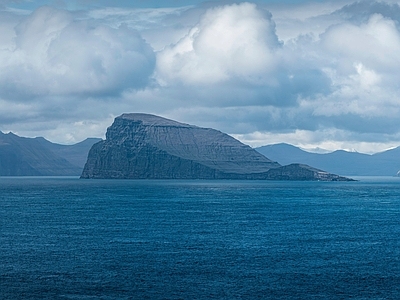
[81,113,352,181]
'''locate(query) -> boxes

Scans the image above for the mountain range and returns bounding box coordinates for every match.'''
[0,131,101,176]
[255,143,400,176]
[2,123,398,177]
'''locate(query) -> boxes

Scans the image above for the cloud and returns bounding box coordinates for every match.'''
[173,1,400,152]
[0,6,155,101]
[2,0,400,153]
[156,3,281,85]
[295,13,400,136]
[153,2,332,110]
[0,5,157,142]
[335,0,400,25]
[321,13,400,71]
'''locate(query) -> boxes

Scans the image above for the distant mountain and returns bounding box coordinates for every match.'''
[255,143,400,176]
[81,113,351,181]
[0,131,101,176]
[35,137,102,169]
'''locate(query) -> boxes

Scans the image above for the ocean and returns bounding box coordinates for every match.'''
[1,177,400,299]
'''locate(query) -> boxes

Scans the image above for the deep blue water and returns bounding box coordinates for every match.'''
[1,177,400,299]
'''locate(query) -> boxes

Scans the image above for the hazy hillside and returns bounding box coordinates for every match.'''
[35,137,102,169]
[0,132,101,176]
[256,143,400,176]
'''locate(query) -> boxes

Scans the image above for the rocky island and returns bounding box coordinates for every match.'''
[81,113,352,181]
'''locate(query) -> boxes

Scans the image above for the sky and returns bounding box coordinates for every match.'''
[1,0,400,153]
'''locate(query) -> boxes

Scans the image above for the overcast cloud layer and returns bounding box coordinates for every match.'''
[1,0,400,153]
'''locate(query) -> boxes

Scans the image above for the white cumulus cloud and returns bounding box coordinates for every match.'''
[156,2,281,86]
[2,0,400,153]
[0,6,155,101]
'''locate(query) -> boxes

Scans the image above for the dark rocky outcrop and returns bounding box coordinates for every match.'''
[81,113,352,181]
[262,163,350,181]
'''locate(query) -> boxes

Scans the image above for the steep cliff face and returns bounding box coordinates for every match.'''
[81,113,280,179]
[81,113,352,181]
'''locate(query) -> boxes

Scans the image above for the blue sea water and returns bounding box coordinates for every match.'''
[1,177,400,299]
